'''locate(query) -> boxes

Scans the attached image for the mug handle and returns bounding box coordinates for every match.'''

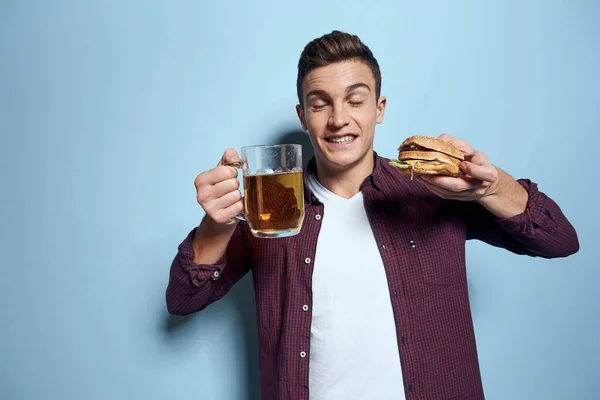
[223,161,246,223]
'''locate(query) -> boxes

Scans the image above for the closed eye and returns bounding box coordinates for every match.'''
[347,94,367,107]
[310,103,328,111]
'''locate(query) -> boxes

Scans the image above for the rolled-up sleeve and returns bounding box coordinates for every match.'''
[166,223,250,315]
[177,229,228,288]
[464,179,579,258]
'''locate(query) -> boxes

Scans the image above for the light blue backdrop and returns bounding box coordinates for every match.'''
[1,1,598,399]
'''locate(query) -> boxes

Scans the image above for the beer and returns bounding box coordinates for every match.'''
[228,143,304,238]
[244,171,304,237]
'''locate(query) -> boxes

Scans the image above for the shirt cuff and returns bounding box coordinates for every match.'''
[177,228,227,287]
[492,179,559,236]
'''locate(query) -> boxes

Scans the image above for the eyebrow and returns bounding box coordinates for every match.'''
[345,83,371,93]
[305,82,371,101]
[305,89,330,100]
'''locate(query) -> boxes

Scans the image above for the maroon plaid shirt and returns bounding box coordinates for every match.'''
[166,153,578,400]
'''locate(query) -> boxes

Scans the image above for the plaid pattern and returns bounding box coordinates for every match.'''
[166,153,579,400]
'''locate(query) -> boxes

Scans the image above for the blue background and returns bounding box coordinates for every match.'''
[1,1,598,399]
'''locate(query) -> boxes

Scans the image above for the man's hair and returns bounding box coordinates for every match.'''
[296,30,381,107]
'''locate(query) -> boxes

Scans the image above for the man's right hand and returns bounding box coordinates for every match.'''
[194,148,244,226]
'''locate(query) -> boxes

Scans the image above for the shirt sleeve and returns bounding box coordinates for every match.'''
[462,179,579,258]
[165,222,250,315]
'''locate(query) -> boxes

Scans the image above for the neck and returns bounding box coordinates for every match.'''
[313,151,375,199]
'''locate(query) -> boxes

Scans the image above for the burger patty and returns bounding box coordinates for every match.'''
[398,150,462,166]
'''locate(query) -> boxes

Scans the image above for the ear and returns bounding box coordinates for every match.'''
[296,104,308,130]
[376,96,387,124]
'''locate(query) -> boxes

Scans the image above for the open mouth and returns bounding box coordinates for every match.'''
[325,135,357,145]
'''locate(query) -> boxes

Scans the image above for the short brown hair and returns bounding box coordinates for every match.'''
[296,30,382,107]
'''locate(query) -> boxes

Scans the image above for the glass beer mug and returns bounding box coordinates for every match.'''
[227,144,305,238]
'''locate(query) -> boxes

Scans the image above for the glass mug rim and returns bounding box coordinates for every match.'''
[229,143,303,174]
[242,143,301,149]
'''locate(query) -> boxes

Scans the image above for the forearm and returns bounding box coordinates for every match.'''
[166,254,220,315]
[166,222,249,315]
[193,215,238,264]
[465,177,579,259]
[477,167,528,219]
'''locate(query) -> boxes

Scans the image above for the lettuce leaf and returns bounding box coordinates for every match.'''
[389,159,410,169]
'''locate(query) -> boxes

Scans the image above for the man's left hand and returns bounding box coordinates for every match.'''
[418,133,500,201]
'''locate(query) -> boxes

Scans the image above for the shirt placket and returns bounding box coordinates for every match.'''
[292,202,323,400]
[363,188,418,399]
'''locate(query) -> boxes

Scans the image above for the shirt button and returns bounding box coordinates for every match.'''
[300,351,306,358]
[302,305,309,311]
[315,214,321,220]
[410,240,416,248]
[213,271,220,278]
[304,257,311,264]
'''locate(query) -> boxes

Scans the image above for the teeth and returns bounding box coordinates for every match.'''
[329,135,354,144]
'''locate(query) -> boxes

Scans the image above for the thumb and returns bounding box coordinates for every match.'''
[218,148,242,167]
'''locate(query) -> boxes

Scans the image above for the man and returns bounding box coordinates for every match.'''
[166,31,579,400]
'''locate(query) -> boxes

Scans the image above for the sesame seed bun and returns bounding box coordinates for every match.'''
[390,135,465,178]
[399,135,465,161]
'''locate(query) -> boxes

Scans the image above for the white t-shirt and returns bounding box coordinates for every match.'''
[307,172,406,400]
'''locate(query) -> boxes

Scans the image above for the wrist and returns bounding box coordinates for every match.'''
[477,169,528,218]
[192,215,238,265]
[200,214,238,235]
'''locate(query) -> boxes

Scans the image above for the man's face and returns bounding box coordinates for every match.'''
[296,59,386,172]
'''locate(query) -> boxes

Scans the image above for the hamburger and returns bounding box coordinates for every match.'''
[389,135,465,179]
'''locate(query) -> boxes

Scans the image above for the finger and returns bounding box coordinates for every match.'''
[210,177,240,199]
[420,182,453,199]
[419,180,458,199]
[218,148,242,167]
[469,151,491,166]
[460,161,498,183]
[211,198,245,224]
[421,175,486,192]
[196,165,238,187]
[438,133,476,157]
[203,189,243,214]
[420,179,488,200]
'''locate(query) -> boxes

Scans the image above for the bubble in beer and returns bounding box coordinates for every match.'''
[259,213,271,221]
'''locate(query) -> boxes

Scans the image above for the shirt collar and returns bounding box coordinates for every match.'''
[303,151,382,208]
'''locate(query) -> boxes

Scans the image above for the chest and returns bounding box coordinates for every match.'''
[247,194,467,295]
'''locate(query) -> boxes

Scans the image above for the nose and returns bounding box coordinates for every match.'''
[327,102,350,129]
